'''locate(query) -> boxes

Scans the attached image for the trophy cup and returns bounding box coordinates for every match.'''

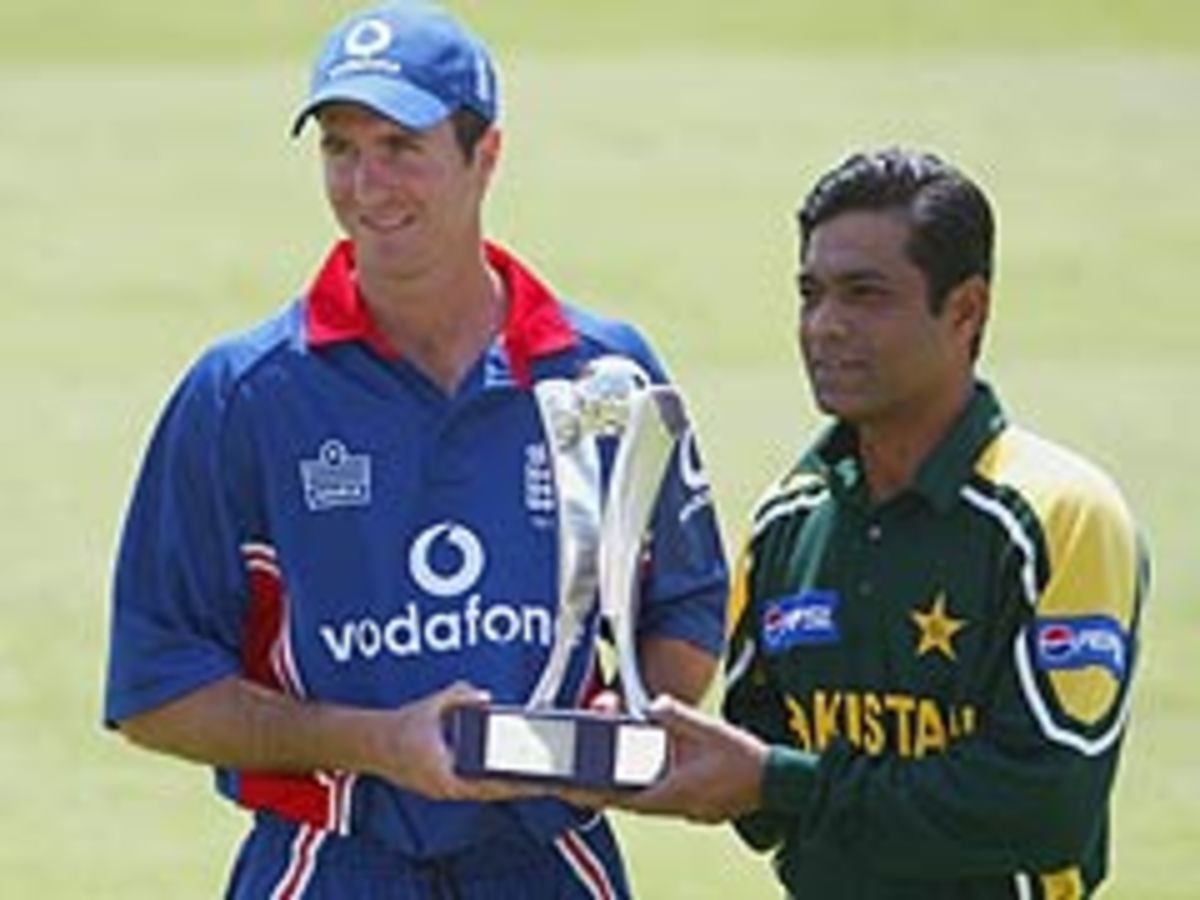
[450,356,689,790]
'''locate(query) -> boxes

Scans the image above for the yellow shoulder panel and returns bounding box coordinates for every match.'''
[732,468,826,640]
[1039,866,1084,899]
[726,544,752,639]
[976,428,1142,724]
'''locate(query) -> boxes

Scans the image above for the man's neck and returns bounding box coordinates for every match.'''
[855,380,973,504]
[358,247,506,395]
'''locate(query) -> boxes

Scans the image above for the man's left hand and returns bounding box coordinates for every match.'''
[558,695,768,824]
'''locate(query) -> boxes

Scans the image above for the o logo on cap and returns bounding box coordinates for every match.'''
[344,18,393,57]
[409,522,486,597]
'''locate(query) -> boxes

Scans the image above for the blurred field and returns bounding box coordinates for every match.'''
[1,2,1196,897]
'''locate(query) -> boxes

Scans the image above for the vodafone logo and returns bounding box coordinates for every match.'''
[319,521,552,664]
[409,522,485,597]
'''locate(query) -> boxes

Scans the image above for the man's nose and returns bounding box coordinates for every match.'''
[804,298,851,341]
[353,156,395,201]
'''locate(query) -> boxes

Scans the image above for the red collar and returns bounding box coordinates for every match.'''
[304,240,578,386]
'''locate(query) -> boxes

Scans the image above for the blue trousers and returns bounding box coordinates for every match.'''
[225,813,632,900]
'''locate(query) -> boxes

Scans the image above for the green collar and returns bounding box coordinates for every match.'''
[807,382,1008,513]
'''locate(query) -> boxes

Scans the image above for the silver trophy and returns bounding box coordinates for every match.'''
[451,356,689,789]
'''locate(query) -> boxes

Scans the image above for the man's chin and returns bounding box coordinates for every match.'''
[811,389,865,421]
[355,237,424,277]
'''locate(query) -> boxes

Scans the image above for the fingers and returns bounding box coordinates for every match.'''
[586,689,623,716]
[446,775,543,803]
[434,680,492,712]
[647,694,719,740]
[555,785,621,810]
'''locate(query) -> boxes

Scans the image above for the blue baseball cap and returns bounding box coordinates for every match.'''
[291,2,498,137]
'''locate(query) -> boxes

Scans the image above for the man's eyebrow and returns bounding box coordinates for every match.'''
[800,267,889,284]
[386,124,425,142]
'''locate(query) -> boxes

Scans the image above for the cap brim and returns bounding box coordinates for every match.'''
[290,74,452,137]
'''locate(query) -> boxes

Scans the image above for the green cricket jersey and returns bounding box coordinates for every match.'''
[724,383,1148,899]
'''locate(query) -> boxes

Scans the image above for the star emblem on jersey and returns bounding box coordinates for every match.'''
[910,593,966,661]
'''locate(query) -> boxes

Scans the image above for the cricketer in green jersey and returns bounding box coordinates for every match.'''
[564,148,1148,899]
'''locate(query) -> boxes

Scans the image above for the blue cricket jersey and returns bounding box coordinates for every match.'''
[104,241,728,858]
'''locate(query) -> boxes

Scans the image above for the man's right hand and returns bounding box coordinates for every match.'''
[551,695,769,823]
[118,676,544,803]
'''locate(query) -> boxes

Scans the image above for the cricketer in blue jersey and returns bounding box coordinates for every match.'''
[102,3,728,897]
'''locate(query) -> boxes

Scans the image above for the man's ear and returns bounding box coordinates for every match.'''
[476,126,502,182]
[945,275,990,355]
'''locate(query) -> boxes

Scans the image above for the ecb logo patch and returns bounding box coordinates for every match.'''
[761,590,841,654]
[523,441,555,529]
[1034,616,1128,679]
[300,439,372,512]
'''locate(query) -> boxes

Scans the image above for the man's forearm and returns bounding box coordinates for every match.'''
[639,635,718,706]
[116,676,494,800]
[118,676,382,773]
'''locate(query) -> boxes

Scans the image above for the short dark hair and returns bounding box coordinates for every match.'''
[450,107,491,161]
[797,148,995,314]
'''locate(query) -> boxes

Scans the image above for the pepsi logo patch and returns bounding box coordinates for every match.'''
[761,590,841,654]
[1034,616,1128,679]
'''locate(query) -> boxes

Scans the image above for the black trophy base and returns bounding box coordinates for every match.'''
[449,705,668,790]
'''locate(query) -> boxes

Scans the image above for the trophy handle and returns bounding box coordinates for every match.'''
[599,387,689,718]
[528,380,603,708]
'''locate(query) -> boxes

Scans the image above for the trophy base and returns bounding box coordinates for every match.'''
[449,705,668,790]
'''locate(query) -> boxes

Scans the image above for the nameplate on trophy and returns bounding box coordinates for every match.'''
[451,705,668,789]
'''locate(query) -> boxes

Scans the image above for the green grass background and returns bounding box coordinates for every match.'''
[2,1,1196,896]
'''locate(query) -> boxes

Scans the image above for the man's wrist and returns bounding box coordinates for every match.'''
[760,745,820,816]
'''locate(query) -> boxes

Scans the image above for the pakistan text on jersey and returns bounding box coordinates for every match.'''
[320,594,553,663]
[784,689,977,759]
